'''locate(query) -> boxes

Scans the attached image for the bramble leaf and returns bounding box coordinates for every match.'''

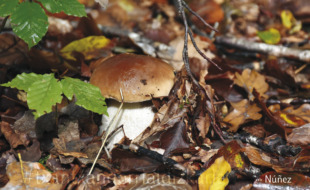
[27,74,63,118]
[37,0,86,17]
[1,73,43,92]
[10,2,48,48]
[0,0,19,17]
[61,77,108,115]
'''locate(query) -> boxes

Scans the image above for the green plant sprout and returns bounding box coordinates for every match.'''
[1,73,108,118]
[0,0,86,48]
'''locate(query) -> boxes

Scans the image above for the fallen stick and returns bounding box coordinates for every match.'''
[215,36,310,63]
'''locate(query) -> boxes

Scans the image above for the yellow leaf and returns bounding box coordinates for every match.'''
[60,36,111,60]
[198,156,231,190]
[281,10,294,29]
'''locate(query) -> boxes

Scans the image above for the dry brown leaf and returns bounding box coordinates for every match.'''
[160,120,190,156]
[2,162,62,189]
[283,104,310,123]
[268,104,308,128]
[223,99,262,132]
[195,112,211,138]
[243,145,273,168]
[53,138,88,158]
[234,69,269,100]
[0,121,29,148]
[287,123,310,145]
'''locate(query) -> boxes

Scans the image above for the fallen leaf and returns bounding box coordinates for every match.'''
[2,162,62,189]
[198,156,231,190]
[12,111,36,139]
[287,123,310,145]
[243,145,273,168]
[18,140,41,162]
[60,36,112,61]
[234,69,269,100]
[160,120,190,156]
[268,105,307,128]
[281,10,295,29]
[257,28,281,44]
[112,148,161,173]
[283,104,310,123]
[223,99,262,132]
[0,121,29,148]
[0,33,28,66]
[195,111,211,138]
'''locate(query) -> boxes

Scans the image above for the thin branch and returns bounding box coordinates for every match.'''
[176,0,225,143]
[215,36,310,63]
[181,0,218,32]
[0,16,9,33]
[188,29,221,70]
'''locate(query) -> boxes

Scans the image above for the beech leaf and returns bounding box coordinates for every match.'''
[61,77,108,115]
[0,0,19,17]
[1,72,42,92]
[37,0,86,17]
[27,74,63,118]
[10,2,48,48]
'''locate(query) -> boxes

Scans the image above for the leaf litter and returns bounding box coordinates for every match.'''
[1,0,310,189]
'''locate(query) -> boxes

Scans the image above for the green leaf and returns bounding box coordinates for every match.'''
[37,0,86,17]
[10,2,48,48]
[257,28,281,45]
[27,74,63,118]
[0,0,19,17]
[61,77,108,115]
[1,73,43,92]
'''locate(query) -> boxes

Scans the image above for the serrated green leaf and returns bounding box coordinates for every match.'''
[61,77,108,115]
[37,0,86,17]
[257,28,281,45]
[10,2,48,48]
[0,0,19,17]
[27,74,63,118]
[1,73,43,92]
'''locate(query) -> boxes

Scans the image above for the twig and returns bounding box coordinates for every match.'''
[18,153,25,184]
[0,16,9,33]
[116,143,196,178]
[175,0,224,142]
[88,89,124,175]
[235,132,301,156]
[215,36,310,63]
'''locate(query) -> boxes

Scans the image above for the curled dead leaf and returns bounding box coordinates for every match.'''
[223,99,262,132]
[234,69,269,100]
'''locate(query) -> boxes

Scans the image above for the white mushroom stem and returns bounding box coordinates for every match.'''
[100,100,155,150]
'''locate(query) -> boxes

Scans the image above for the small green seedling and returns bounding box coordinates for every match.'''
[2,73,108,118]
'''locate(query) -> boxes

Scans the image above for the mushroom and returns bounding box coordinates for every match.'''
[90,53,175,149]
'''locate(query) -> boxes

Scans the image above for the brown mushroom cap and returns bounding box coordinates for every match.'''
[90,54,175,102]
